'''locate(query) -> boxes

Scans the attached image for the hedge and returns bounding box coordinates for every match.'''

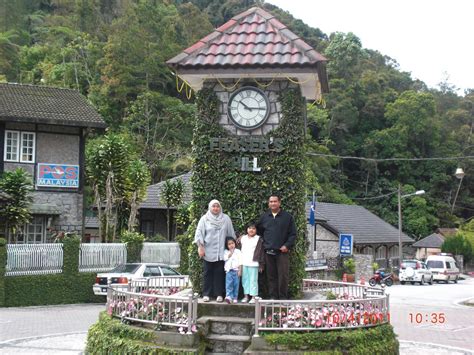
[263,324,399,354]
[0,236,103,307]
[186,85,308,298]
[86,312,198,354]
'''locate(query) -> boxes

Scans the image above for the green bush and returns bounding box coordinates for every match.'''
[343,258,356,274]
[121,230,145,262]
[1,235,103,307]
[187,87,308,297]
[175,233,191,275]
[263,324,399,354]
[0,238,6,306]
[4,272,103,307]
[86,312,194,354]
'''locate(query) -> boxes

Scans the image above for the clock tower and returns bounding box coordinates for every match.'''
[167,6,328,137]
[167,6,329,297]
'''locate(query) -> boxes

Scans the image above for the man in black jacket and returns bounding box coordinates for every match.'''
[257,194,296,299]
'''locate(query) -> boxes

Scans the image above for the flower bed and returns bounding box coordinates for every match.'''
[107,288,198,334]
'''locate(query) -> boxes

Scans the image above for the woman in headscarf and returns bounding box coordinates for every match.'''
[194,199,235,302]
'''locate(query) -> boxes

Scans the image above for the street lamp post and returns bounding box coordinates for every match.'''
[398,185,425,267]
[451,168,465,213]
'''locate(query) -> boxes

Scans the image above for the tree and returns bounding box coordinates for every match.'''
[442,233,473,264]
[86,133,150,241]
[0,168,33,240]
[161,178,185,241]
[127,160,151,232]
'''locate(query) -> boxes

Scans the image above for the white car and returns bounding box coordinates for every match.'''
[93,263,189,296]
[399,260,433,285]
[426,254,460,283]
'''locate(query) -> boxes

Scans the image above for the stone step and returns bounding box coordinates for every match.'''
[197,301,255,318]
[206,334,252,354]
[198,316,254,336]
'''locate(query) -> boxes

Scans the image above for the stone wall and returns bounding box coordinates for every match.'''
[354,254,373,283]
[33,191,83,229]
[315,225,339,259]
[205,79,299,136]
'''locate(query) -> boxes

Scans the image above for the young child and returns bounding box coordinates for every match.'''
[239,222,260,303]
[223,236,242,304]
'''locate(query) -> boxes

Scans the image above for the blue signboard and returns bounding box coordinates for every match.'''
[37,163,79,188]
[339,234,353,256]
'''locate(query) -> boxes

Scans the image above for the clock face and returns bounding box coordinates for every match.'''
[227,87,270,130]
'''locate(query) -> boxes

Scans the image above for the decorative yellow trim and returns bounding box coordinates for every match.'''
[174,71,324,104]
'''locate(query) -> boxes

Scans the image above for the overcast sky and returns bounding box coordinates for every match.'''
[267,0,473,94]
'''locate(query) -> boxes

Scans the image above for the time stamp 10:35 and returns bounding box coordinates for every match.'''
[409,312,446,324]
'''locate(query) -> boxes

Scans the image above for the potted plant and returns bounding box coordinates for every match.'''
[343,258,356,282]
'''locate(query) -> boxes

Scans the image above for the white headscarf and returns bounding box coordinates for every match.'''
[205,199,225,229]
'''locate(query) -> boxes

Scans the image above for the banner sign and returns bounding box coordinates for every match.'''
[37,164,79,188]
[339,234,353,256]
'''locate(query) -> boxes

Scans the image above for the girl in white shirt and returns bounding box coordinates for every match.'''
[224,237,242,303]
[240,223,260,303]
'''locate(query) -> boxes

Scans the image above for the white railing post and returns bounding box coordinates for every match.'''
[6,244,63,276]
[79,243,127,272]
[254,297,261,337]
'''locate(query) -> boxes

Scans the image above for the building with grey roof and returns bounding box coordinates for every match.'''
[0,83,106,243]
[306,202,414,268]
[412,233,445,260]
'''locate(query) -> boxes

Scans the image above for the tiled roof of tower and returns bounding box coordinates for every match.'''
[0,83,107,128]
[167,7,328,91]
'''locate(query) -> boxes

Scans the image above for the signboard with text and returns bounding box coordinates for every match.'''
[339,234,353,256]
[37,163,79,188]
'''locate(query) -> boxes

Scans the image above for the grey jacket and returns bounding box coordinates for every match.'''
[194,213,235,262]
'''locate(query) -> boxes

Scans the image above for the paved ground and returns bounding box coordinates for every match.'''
[387,277,474,352]
[0,279,472,354]
[0,303,104,354]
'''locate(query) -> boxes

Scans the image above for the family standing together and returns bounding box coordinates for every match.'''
[194,195,297,302]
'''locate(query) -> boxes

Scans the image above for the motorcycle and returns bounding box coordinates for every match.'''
[369,268,393,287]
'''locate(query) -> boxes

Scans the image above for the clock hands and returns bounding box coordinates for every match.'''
[240,101,252,111]
[239,102,266,111]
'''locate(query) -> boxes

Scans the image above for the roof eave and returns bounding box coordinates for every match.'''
[0,115,107,129]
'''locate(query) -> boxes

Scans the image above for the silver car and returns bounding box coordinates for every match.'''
[399,260,433,285]
[93,263,189,296]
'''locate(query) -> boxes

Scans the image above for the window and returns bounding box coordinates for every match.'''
[388,245,399,258]
[161,267,179,276]
[375,245,387,260]
[140,220,154,237]
[4,130,19,161]
[10,216,46,244]
[20,132,35,162]
[446,262,451,269]
[427,260,443,268]
[143,266,161,277]
[3,130,35,163]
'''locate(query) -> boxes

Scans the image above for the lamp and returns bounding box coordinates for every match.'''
[452,168,465,213]
[398,185,426,268]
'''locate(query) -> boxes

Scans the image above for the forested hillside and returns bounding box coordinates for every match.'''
[0,0,472,238]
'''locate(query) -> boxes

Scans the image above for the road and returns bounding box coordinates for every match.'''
[0,303,104,354]
[388,277,474,353]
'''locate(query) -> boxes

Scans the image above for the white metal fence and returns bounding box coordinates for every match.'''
[6,244,63,276]
[79,243,127,272]
[5,242,181,276]
[141,242,180,267]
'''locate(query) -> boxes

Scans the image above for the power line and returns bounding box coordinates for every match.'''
[351,191,398,200]
[307,153,474,162]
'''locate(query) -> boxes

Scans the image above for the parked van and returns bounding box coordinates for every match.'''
[426,254,460,283]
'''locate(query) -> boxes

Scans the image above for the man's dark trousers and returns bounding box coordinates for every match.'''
[264,252,289,299]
